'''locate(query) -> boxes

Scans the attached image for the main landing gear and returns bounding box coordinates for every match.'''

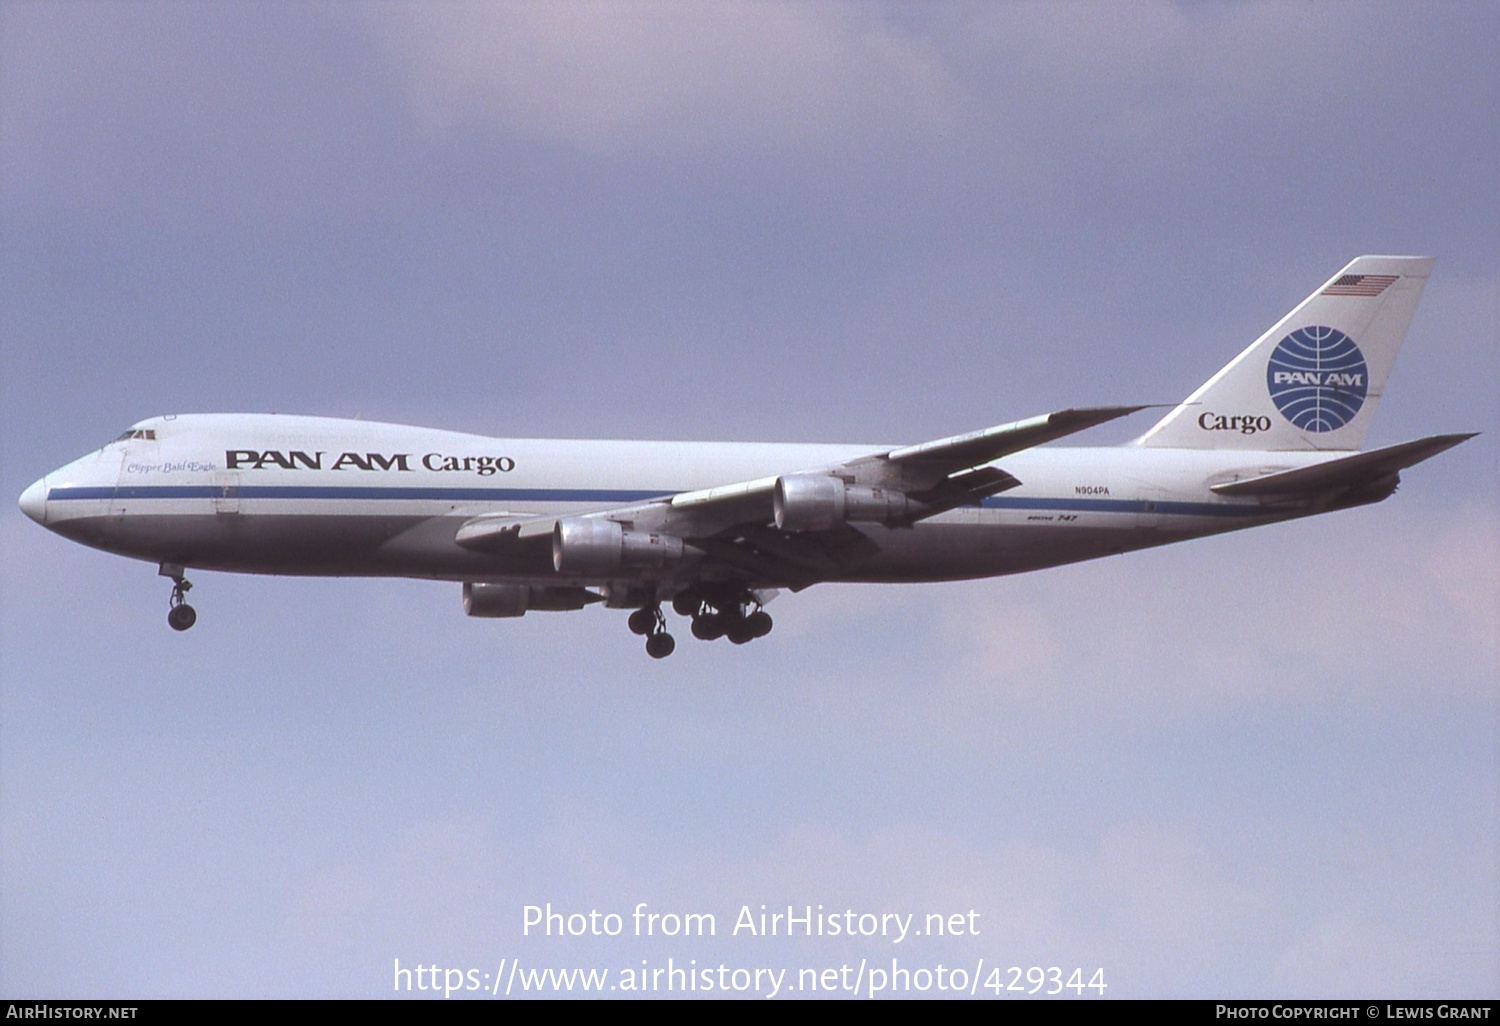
[627,589,773,657]
[627,603,676,659]
[161,564,197,631]
[678,587,773,646]
[687,606,772,645]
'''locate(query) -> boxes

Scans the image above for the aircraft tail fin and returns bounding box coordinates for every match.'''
[1136,256,1433,451]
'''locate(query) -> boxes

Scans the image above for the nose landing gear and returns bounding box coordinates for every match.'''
[160,564,197,631]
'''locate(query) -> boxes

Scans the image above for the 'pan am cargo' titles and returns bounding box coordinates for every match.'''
[225,450,515,475]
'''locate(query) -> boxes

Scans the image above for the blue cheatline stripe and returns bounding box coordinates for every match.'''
[979,495,1263,519]
[47,485,669,503]
[47,484,1267,519]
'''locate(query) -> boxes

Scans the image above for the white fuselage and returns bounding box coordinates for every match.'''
[23,413,1342,588]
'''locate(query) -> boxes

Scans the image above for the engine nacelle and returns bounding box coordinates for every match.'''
[462,582,598,617]
[552,518,685,575]
[773,475,910,531]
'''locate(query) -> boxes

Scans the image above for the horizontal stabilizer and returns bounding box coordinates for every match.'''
[1210,433,1476,497]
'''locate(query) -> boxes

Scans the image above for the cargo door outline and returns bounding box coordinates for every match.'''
[106,451,129,518]
[214,472,241,514]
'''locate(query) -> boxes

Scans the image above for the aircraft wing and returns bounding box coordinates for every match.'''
[881,405,1150,478]
[455,406,1145,586]
[664,405,1147,510]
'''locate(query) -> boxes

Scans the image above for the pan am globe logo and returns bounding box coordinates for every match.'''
[1266,325,1369,432]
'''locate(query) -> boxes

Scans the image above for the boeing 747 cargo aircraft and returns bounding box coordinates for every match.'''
[18,257,1473,656]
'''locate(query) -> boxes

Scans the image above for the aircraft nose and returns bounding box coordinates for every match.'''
[18,476,47,525]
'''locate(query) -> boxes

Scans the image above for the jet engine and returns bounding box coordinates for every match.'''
[462,582,599,617]
[773,475,910,531]
[551,518,685,575]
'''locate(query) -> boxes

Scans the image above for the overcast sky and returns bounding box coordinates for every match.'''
[2,1,1496,999]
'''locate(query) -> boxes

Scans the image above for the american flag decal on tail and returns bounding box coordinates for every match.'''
[1322,273,1398,297]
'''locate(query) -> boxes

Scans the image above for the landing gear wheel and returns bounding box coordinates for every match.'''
[645,632,676,659]
[671,591,701,617]
[726,617,755,645]
[627,608,656,635]
[746,610,773,638]
[691,613,725,641]
[163,567,196,631]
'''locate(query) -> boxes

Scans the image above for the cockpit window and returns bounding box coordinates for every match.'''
[113,429,156,441]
